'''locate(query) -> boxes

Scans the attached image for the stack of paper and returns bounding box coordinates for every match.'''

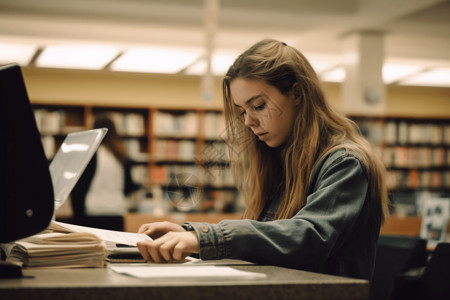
[5,232,108,268]
[49,220,151,246]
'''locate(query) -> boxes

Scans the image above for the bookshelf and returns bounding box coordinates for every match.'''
[351,115,450,216]
[148,108,237,213]
[32,103,239,215]
[33,103,448,217]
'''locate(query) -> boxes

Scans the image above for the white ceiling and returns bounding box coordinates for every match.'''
[1,0,450,82]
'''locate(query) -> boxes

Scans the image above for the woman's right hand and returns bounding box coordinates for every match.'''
[138,221,185,239]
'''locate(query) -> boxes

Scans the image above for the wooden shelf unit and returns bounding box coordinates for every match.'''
[350,115,450,216]
[32,103,238,214]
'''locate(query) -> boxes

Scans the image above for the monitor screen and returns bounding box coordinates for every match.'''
[0,63,54,243]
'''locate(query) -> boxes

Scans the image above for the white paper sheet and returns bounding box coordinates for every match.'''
[52,221,151,246]
[110,265,266,280]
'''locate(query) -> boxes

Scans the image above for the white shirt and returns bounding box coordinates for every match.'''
[85,146,126,215]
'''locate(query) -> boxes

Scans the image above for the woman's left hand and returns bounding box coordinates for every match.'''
[136,231,199,263]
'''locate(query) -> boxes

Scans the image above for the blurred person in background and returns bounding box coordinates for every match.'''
[71,115,140,231]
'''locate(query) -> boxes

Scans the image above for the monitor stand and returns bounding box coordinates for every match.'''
[0,260,23,278]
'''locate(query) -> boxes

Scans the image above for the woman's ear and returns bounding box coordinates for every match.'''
[290,83,301,105]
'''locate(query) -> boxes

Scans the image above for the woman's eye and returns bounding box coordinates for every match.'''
[253,102,266,111]
[239,110,246,116]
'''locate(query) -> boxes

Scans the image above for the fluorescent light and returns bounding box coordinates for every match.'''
[383,64,424,84]
[36,44,119,70]
[307,54,341,73]
[398,68,450,87]
[110,46,202,74]
[320,67,346,82]
[0,43,37,66]
[184,51,238,76]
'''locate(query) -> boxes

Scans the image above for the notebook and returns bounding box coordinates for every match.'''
[50,128,108,211]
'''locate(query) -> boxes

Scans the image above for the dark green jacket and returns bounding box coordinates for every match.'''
[183,148,382,280]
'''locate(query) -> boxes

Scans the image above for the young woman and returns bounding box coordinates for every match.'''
[136,39,389,280]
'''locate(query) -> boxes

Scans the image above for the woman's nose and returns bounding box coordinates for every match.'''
[244,111,258,127]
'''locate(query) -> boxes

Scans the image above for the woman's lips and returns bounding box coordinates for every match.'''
[255,132,268,140]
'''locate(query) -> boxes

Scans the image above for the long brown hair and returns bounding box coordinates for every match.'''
[223,39,389,223]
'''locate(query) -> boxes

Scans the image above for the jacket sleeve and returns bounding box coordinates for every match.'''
[183,153,369,269]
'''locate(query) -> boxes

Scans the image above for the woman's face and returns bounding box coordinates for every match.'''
[230,78,297,148]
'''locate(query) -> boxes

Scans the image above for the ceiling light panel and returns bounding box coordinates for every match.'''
[184,51,239,76]
[383,64,424,84]
[110,46,202,74]
[307,54,342,74]
[320,67,346,82]
[36,45,120,70]
[398,68,450,87]
[0,43,38,66]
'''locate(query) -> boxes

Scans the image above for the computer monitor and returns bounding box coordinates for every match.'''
[0,63,54,244]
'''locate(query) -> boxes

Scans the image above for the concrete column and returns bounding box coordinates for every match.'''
[202,0,219,104]
[341,31,386,115]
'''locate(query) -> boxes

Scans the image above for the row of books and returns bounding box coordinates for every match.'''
[383,146,450,168]
[153,111,199,137]
[198,141,229,163]
[153,111,227,139]
[203,112,227,139]
[153,140,197,161]
[152,140,230,163]
[34,109,78,134]
[107,112,146,137]
[34,109,147,137]
[390,121,450,145]
[357,119,450,145]
[386,170,450,190]
[150,164,234,188]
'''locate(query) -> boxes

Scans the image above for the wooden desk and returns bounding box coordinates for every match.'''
[0,260,369,300]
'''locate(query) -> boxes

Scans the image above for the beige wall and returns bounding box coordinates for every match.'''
[386,85,450,117]
[22,67,223,109]
[22,67,450,117]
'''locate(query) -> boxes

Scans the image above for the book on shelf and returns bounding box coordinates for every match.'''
[384,146,448,168]
[204,112,226,139]
[153,111,198,137]
[108,112,145,137]
[384,120,397,144]
[154,140,196,161]
[124,113,145,136]
[2,221,151,269]
[444,125,450,144]
[398,121,409,145]
[34,109,66,134]
[357,119,383,145]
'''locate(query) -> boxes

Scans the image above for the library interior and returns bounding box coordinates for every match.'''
[1,0,450,299]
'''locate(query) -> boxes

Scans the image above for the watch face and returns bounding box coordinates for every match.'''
[166,172,203,212]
